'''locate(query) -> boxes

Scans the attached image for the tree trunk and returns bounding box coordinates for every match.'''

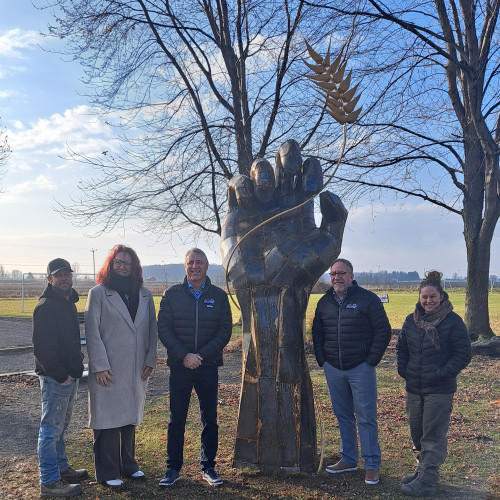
[462,131,497,339]
[464,232,494,339]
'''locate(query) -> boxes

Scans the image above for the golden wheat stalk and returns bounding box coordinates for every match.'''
[304,40,362,124]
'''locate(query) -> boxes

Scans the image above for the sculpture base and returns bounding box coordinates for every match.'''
[232,460,317,475]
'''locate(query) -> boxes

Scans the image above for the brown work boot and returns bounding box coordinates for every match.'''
[365,469,380,484]
[325,460,358,474]
[60,466,89,482]
[40,479,82,498]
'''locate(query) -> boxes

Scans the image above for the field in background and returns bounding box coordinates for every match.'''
[1,290,499,336]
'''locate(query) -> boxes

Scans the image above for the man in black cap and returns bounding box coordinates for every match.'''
[33,258,88,498]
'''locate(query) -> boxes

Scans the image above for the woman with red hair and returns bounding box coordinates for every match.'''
[85,245,157,487]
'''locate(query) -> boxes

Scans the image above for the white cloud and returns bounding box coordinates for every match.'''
[0,29,40,57]
[12,120,24,130]
[8,106,116,156]
[0,174,56,204]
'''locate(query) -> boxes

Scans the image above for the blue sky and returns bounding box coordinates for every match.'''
[0,1,498,278]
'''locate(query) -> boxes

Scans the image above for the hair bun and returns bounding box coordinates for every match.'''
[424,270,443,282]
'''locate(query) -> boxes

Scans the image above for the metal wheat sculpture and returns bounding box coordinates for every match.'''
[304,40,362,125]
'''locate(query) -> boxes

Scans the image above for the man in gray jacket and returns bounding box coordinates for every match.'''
[157,248,232,488]
[33,258,88,498]
[312,258,391,486]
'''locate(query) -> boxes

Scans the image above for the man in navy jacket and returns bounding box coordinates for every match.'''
[158,248,232,488]
[312,258,391,485]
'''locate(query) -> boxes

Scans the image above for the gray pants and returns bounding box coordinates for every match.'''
[406,392,454,485]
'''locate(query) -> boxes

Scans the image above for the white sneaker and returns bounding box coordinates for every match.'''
[129,470,146,481]
[104,479,123,487]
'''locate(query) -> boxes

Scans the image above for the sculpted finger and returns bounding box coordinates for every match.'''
[250,158,275,202]
[302,157,323,194]
[274,139,303,191]
[319,191,348,236]
[228,174,254,210]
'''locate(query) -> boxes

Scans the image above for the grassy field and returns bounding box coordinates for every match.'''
[1,290,499,336]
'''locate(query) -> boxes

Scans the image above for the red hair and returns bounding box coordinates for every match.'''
[96,244,143,292]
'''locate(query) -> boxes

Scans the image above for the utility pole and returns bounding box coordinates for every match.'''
[162,260,168,288]
[90,249,97,281]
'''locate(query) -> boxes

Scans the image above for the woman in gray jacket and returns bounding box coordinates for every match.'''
[397,270,471,497]
[85,245,157,487]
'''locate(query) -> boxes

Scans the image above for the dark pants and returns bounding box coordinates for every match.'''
[93,425,138,482]
[167,365,219,471]
[406,392,454,486]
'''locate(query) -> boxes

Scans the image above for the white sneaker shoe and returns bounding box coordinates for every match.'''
[104,479,123,487]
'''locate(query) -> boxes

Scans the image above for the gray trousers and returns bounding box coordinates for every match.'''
[406,392,454,485]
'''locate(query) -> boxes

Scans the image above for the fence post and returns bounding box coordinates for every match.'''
[22,273,25,313]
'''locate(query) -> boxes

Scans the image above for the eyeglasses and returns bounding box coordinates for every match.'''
[113,259,132,268]
[329,271,347,277]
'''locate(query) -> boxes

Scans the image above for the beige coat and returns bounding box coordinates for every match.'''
[85,285,158,429]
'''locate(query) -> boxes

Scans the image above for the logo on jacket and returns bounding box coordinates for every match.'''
[346,303,357,309]
[204,298,215,308]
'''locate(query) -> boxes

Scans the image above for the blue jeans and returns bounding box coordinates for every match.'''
[38,376,79,484]
[167,365,218,471]
[323,361,381,470]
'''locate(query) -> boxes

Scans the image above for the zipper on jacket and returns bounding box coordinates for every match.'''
[337,304,343,370]
[418,331,424,392]
[194,298,199,353]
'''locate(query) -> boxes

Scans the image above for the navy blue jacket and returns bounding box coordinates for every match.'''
[157,277,232,367]
[32,284,84,383]
[312,281,392,370]
[396,307,471,395]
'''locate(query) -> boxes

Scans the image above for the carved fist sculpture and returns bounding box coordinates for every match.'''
[221,139,348,472]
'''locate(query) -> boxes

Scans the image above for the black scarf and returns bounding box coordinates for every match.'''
[413,295,453,351]
[108,270,139,321]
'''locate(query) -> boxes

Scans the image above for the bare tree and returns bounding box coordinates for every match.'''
[0,120,10,190]
[44,0,498,339]
[72,261,80,283]
[307,0,500,339]
[44,0,344,239]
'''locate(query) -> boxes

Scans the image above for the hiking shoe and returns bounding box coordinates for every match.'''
[60,466,89,482]
[401,478,436,497]
[40,479,82,498]
[325,460,358,474]
[365,469,380,484]
[402,471,419,484]
[202,468,223,486]
[159,469,180,487]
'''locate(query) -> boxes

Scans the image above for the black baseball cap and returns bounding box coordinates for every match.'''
[47,258,73,276]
